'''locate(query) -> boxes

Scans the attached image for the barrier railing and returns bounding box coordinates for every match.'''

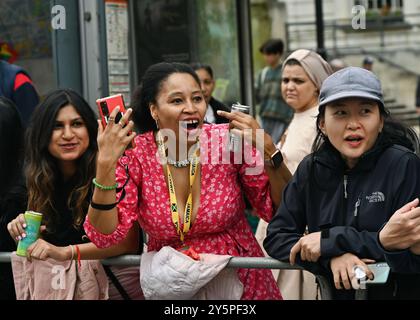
[0,252,333,299]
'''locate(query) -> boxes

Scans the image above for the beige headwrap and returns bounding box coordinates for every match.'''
[282,49,333,90]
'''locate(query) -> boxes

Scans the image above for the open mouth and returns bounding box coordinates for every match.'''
[345,135,363,147]
[181,120,200,131]
[345,136,363,142]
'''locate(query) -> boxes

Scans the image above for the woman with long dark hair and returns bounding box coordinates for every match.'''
[0,97,26,300]
[7,89,142,299]
[265,67,420,299]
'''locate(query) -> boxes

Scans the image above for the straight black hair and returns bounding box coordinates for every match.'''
[259,39,284,55]
[313,102,420,155]
[190,63,214,79]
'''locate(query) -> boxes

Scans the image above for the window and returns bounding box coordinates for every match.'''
[132,0,241,106]
[354,0,403,16]
[0,0,55,96]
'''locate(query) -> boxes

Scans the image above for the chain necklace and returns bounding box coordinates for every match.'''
[166,157,192,168]
[158,136,200,168]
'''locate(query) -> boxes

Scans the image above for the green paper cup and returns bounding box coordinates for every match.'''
[16,211,43,257]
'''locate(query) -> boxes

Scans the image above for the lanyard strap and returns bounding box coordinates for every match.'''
[166,147,199,242]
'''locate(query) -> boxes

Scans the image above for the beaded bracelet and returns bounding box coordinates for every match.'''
[92,178,118,190]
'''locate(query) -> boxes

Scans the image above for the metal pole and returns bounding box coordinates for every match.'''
[51,0,83,94]
[314,0,327,60]
[0,251,336,299]
[236,0,254,115]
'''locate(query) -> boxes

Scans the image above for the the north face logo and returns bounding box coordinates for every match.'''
[366,192,385,203]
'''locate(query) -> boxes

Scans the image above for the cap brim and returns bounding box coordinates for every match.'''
[319,91,383,107]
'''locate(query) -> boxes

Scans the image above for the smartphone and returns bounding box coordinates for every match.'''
[96,94,135,148]
[96,94,127,128]
[364,263,391,285]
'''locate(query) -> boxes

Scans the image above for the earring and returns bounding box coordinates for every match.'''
[155,119,160,130]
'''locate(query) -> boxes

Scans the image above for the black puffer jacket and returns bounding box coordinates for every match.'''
[264,140,420,298]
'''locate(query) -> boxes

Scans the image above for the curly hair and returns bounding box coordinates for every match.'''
[131,62,201,133]
[25,89,98,228]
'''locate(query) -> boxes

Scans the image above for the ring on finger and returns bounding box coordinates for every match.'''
[108,116,115,122]
[118,121,125,128]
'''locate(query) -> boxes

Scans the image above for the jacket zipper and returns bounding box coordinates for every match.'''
[343,175,348,199]
[354,198,361,217]
[353,196,361,229]
[343,174,348,225]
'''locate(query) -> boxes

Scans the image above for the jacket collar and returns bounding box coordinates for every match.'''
[314,134,391,173]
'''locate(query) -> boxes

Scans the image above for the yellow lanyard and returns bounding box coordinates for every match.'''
[166,148,199,242]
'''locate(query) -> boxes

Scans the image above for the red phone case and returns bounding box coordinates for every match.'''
[96,94,127,128]
[96,94,135,148]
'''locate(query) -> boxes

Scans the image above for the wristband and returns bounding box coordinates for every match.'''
[92,178,118,190]
[90,201,117,211]
[75,245,81,269]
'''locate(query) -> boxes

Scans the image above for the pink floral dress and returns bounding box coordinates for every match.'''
[84,124,281,300]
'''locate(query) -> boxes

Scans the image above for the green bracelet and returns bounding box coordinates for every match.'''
[92,178,118,190]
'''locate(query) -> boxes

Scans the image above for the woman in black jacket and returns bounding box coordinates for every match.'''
[264,67,420,299]
[0,97,26,300]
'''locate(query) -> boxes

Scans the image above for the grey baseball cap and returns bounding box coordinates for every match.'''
[319,66,384,109]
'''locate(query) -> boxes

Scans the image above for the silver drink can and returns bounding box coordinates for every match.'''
[229,102,251,152]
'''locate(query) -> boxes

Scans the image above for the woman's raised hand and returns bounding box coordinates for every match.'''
[97,106,136,165]
[217,110,276,158]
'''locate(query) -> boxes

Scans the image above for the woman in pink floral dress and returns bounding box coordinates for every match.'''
[84,62,291,299]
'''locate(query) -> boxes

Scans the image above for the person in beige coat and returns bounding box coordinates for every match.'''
[255,49,333,300]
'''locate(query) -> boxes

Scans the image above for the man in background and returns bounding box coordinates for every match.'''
[362,56,374,71]
[0,42,39,127]
[255,39,292,144]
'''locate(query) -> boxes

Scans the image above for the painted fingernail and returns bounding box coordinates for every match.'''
[15,236,19,241]
[18,236,22,240]
[22,233,27,238]
[23,224,27,228]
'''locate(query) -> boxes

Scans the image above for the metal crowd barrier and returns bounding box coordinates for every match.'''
[0,252,333,300]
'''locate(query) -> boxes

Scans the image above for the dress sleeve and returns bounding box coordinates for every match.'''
[238,144,273,222]
[84,151,142,248]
